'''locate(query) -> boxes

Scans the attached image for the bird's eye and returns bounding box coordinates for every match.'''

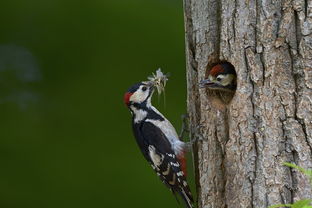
[216,77,222,81]
[142,86,147,91]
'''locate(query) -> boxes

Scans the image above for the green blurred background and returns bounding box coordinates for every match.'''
[0,0,192,207]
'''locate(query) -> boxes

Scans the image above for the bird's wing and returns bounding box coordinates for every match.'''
[139,121,194,208]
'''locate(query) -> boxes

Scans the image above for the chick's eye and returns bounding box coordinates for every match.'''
[142,86,147,91]
[216,77,222,81]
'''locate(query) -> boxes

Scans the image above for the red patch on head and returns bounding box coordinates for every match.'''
[210,64,224,77]
[177,152,187,176]
[123,92,133,106]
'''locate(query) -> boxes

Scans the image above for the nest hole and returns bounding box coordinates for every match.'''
[203,61,237,106]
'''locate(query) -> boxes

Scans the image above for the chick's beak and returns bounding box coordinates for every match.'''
[199,78,214,88]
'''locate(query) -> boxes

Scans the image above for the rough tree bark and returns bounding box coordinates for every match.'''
[183,0,312,208]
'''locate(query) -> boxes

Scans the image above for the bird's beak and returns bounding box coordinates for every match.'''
[144,81,155,96]
[148,82,156,92]
[199,78,215,88]
[149,82,155,89]
[199,78,226,89]
[199,78,236,92]
[143,81,154,88]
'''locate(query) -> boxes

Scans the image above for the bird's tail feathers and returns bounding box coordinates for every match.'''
[172,190,182,206]
[178,188,193,208]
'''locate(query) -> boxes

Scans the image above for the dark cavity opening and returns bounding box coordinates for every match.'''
[201,61,237,105]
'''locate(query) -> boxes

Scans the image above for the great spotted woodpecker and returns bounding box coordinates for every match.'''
[124,81,194,208]
[199,62,236,91]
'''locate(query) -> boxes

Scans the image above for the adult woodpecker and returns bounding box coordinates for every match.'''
[199,62,236,91]
[124,81,194,208]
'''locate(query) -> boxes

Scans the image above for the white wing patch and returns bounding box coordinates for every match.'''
[183,181,188,187]
[170,161,180,167]
[177,171,184,177]
[145,115,185,155]
[166,153,175,158]
[148,145,164,169]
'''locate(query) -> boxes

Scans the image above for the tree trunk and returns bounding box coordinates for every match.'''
[183,0,312,207]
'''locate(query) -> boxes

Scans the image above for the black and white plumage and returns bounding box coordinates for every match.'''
[124,82,194,208]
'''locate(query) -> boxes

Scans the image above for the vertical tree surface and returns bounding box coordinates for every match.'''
[183,0,312,207]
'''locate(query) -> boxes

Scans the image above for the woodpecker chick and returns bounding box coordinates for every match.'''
[124,81,194,208]
[200,62,236,92]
